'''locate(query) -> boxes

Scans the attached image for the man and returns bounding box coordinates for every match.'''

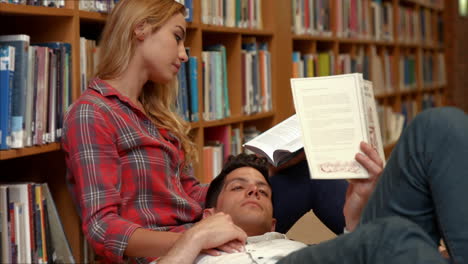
[160,107,467,264]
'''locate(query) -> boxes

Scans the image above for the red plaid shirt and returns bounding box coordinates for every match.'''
[62,78,208,264]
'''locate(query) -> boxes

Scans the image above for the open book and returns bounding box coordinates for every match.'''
[244,73,385,179]
[243,114,303,167]
[291,73,385,179]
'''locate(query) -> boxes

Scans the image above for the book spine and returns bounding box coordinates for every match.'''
[188,56,198,122]
[0,36,30,149]
[0,46,15,150]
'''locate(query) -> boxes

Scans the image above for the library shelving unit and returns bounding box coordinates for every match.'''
[275,0,449,157]
[0,0,451,261]
[0,0,279,262]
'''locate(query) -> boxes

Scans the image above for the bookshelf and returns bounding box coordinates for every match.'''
[0,0,279,262]
[0,0,450,262]
[278,0,448,158]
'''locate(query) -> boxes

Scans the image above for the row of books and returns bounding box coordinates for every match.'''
[336,0,394,40]
[201,41,272,121]
[292,49,371,80]
[0,0,64,7]
[370,46,394,95]
[291,48,446,96]
[79,0,119,13]
[398,5,444,45]
[408,0,445,9]
[202,45,231,121]
[202,126,239,182]
[291,0,444,45]
[241,40,272,115]
[79,0,195,22]
[175,49,199,122]
[201,0,263,29]
[421,52,446,88]
[292,0,332,36]
[0,35,72,150]
[80,39,272,123]
[0,183,74,264]
[377,93,442,145]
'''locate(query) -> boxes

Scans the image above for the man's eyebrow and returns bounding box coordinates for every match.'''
[224,177,248,188]
[175,25,186,39]
[224,177,271,190]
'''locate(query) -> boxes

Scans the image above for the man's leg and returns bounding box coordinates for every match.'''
[278,216,447,264]
[270,160,347,234]
[361,107,468,263]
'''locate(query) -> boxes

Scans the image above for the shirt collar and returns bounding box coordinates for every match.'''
[88,77,145,114]
[247,232,287,244]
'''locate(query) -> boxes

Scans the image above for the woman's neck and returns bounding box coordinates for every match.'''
[106,54,149,102]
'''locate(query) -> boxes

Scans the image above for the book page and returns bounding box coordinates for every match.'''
[291,74,369,179]
[243,115,302,163]
[363,81,386,163]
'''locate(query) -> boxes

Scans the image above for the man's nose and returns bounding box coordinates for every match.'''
[247,186,260,198]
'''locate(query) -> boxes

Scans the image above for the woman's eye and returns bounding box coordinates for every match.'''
[175,34,182,42]
[259,190,269,197]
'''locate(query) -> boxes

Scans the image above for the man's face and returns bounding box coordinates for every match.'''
[210,167,276,236]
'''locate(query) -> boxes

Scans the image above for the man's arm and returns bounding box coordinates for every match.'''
[158,213,247,264]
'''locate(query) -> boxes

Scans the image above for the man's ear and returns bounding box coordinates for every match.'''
[270,218,277,232]
[134,20,148,41]
[203,208,215,219]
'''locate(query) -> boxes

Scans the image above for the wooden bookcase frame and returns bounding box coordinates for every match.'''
[0,0,449,262]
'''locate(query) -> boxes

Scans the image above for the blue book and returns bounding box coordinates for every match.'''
[0,35,30,149]
[184,0,193,22]
[188,56,199,122]
[178,61,189,121]
[0,45,15,150]
[206,44,230,118]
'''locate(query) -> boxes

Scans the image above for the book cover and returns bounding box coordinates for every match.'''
[6,184,33,263]
[291,73,384,179]
[0,186,11,263]
[0,45,15,150]
[0,35,30,149]
[188,56,199,122]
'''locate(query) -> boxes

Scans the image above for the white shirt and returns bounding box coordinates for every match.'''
[194,232,307,264]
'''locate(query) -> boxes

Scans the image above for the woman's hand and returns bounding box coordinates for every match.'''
[190,212,247,254]
[343,142,384,231]
[158,212,247,264]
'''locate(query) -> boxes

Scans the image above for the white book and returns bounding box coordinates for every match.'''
[0,186,10,263]
[291,73,385,179]
[6,184,32,263]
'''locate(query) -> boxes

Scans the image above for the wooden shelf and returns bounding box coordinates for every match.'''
[79,10,107,22]
[0,3,74,16]
[423,84,445,91]
[0,143,61,160]
[292,34,335,41]
[201,24,274,36]
[202,111,274,128]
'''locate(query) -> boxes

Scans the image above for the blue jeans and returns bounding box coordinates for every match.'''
[279,107,468,263]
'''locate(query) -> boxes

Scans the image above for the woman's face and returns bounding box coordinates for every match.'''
[138,13,188,84]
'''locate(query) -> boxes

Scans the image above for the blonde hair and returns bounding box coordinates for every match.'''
[96,0,197,163]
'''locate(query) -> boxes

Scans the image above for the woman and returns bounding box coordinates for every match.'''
[62,0,383,263]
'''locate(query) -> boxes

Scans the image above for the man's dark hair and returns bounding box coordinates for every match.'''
[205,153,271,209]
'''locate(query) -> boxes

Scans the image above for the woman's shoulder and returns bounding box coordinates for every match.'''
[67,82,118,115]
